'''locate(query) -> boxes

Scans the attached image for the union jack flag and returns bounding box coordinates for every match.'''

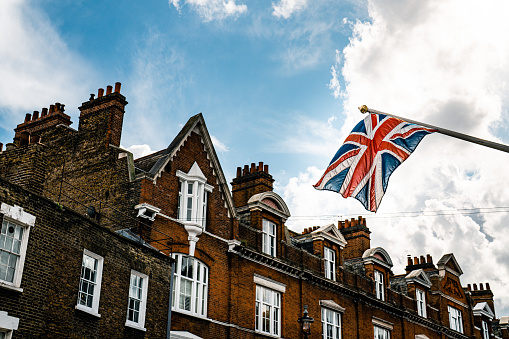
[314,113,436,212]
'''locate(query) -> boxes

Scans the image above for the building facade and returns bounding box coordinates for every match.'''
[0,83,506,338]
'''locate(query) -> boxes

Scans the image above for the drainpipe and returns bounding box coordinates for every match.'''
[167,260,176,339]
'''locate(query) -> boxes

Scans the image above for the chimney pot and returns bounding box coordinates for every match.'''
[345,219,350,227]
[98,88,104,98]
[89,93,95,101]
[264,164,269,173]
[32,111,39,120]
[480,283,484,290]
[426,254,432,263]
[5,143,15,150]
[258,161,263,172]
[420,255,425,264]
[41,108,48,116]
[114,82,121,93]
[407,255,412,266]
[24,113,31,123]
[250,163,256,173]
[473,283,478,291]
[20,131,30,146]
[49,105,55,113]
[236,167,241,178]
[106,85,113,95]
[0,143,3,152]
[467,284,471,291]
[243,165,249,175]
[486,283,491,290]
[414,257,419,265]
[55,103,61,111]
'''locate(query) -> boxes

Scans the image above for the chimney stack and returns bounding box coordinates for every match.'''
[231,161,274,208]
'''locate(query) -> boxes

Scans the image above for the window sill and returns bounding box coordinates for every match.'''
[254,330,281,338]
[75,304,101,318]
[0,282,23,293]
[125,321,146,331]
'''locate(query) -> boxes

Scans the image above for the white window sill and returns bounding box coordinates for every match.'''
[255,330,281,338]
[171,308,208,320]
[125,321,146,331]
[75,304,101,318]
[0,282,23,293]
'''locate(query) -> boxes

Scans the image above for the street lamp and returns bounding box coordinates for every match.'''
[298,305,315,338]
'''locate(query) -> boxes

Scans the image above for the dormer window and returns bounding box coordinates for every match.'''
[262,219,276,257]
[324,247,336,281]
[416,288,426,317]
[176,162,213,229]
[374,270,384,300]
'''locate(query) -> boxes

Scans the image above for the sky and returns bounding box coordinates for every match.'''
[1,0,509,317]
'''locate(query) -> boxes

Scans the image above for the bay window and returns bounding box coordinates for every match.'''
[177,162,213,229]
[171,253,208,317]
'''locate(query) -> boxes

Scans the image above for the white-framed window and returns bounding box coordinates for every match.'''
[126,271,149,330]
[374,270,384,301]
[255,285,281,337]
[0,311,18,339]
[176,163,213,229]
[324,247,336,281]
[374,325,390,339]
[0,203,35,291]
[322,307,341,339]
[171,253,208,317]
[416,288,426,317]
[482,320,489,339]
[262,219,276,257]
[448,305,463,333]
[76,250,103,317]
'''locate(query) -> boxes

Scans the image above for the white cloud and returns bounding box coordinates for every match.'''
[169,0,247,22]
[210,135,230,152]
[124,144,155,159]
[272,0,308,19]
[0,0,95,132]
[285,0,509,315]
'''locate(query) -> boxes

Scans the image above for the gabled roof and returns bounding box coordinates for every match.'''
[134,113,236,219]
[437,253,463,276]
[405,269,432,288]
[473,302,495,319]
[293,223,347,248]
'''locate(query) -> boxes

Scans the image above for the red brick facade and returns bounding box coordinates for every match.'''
[0,84,506,338]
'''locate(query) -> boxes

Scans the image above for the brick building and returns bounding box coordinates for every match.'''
[0,83,506,338]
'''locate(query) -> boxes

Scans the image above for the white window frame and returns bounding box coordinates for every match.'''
[0,311,19,339]
[324,247,336,281]
[0,203,35,292]
[176,163,213,230]
[262,219,276,257]
[374,270,384,301]
[125,270,149,330]
[76,249,103,317]
[448,305,463,333]
[416,288,426,318]
[482,320,489,339]
[171,253,208,318]
[255,285,281,337]
[374,325,390,339]
[322,307,341,339]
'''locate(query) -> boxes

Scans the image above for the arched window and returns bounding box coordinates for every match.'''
[171,253,208,317]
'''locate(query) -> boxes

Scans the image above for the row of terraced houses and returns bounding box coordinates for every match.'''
[0,82,508,339]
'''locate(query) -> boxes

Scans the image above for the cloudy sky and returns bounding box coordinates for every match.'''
[2,0,509,316]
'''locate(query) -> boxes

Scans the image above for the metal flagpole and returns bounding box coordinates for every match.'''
[359,105,509,153]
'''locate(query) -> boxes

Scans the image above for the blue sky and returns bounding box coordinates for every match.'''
[2,0,509,316]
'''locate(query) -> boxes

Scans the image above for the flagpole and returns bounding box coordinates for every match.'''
[359,105,509,153]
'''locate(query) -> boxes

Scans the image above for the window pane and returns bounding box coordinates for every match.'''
[172,254,208,317]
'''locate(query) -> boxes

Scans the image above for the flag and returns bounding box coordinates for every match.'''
[314,113,436,212]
